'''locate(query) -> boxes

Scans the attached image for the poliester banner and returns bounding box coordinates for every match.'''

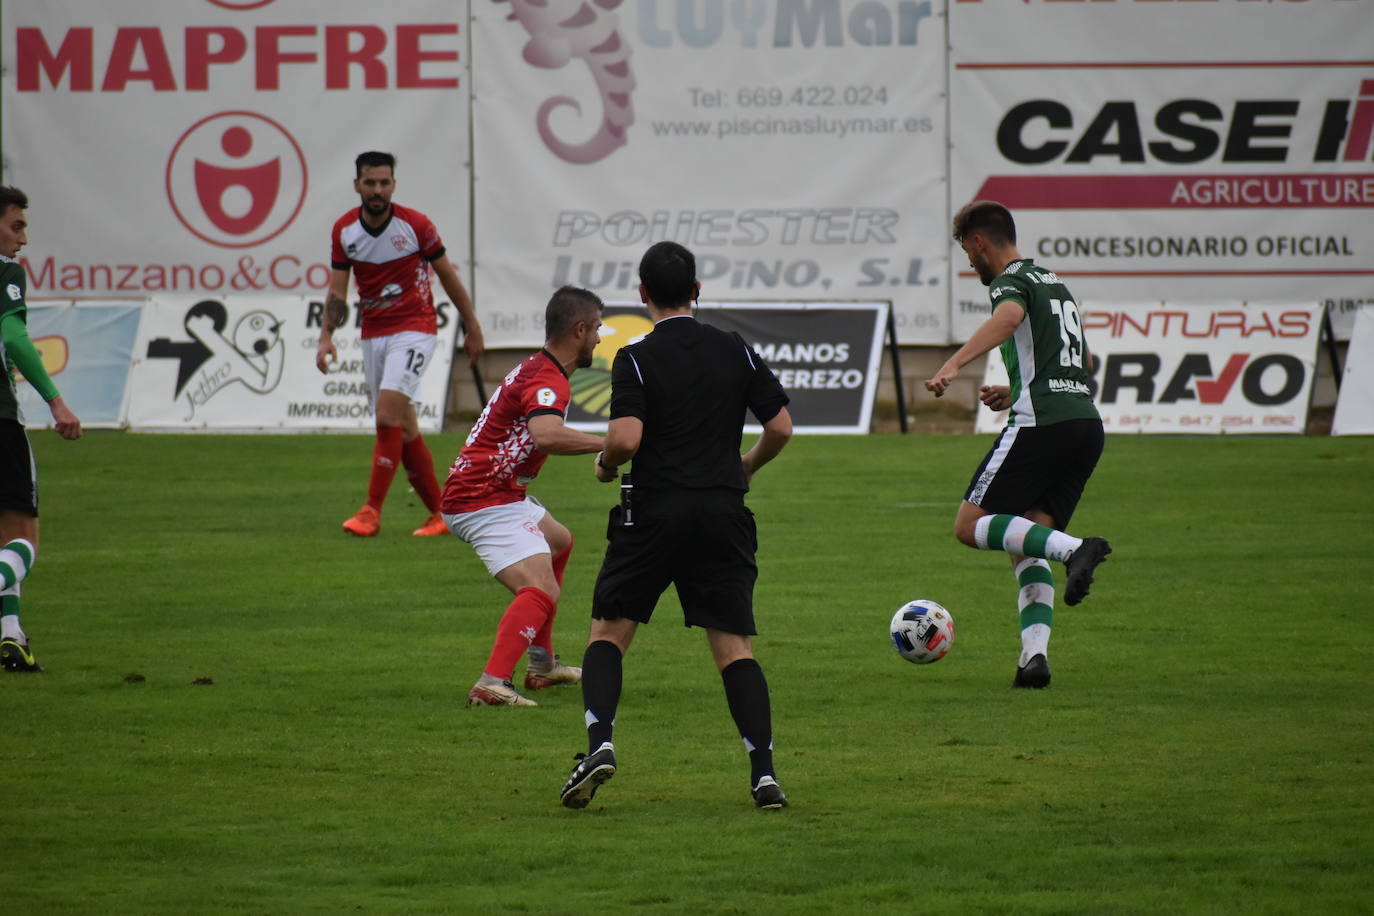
[125,295,459,431]
[4,0,472,300]
[950,0,1374,343]
[17,302,142,429]
[470,0,949,347]
[564,301,888,433]
[975,302,1322,436]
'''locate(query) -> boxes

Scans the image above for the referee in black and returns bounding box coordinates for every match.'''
[559,241,794,811]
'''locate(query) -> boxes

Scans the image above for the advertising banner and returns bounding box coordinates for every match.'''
[125,294,459,431]
[975,302,1322,436]
[470,0,949,347]
[565,301,888,433]
[17,302,142,429]
[1332,306,1374,436]
[3,0,472,302]
[950,0,1374,343]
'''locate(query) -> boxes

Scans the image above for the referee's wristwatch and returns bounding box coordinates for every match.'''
[596,451,615,471]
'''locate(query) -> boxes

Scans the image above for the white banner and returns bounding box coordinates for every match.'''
[3,0,472,301]
[470,0,949,347]
[977,302,1322,435]
[1332,306,1374,436]
[18,302,142,429]
[126,295,459,431]
[950,0,1374,343]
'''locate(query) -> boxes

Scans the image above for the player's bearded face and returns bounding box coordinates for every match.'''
[962,238,995,286]
[576,321,600,368]
[354,167,395,217]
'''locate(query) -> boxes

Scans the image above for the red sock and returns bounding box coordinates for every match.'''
[484,587,556,681]
[366,426,404,510]
[534,540,573,654]
[402,434,442,514]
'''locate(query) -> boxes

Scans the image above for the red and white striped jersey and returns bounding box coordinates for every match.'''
[330,203,444,339]
[441,350,571,514]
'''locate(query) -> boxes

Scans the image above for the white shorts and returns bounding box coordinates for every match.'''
[361,330,437,404]
[444,498,550,576]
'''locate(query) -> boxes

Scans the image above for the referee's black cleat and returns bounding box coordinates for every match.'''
[561,742,616,809]
[751,775,788,810]
[1013,653,1051,689]
[0,637,43,673]
[1064,536,1112,606]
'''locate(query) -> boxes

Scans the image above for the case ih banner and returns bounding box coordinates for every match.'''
[3,0,472,303]
[949,0,1374,343]
[469,0,950,347]
[975,302,1323,436]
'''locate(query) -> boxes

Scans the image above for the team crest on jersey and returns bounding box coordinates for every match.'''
[391,234,410,253]
[536,387,558,406]
[5,284,19,301]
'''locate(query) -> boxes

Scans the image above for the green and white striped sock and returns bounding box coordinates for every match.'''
[1015,557,1054,666]
[976,515,1081,563]
[0,538,34,591]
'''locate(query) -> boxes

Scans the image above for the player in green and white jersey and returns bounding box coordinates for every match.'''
[0,186,82,673]
[924,201,1111,689]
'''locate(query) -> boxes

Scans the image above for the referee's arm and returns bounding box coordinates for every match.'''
[596,417,642,480]
[741,407,792,483]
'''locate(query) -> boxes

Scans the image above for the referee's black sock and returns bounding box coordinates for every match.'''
[581,640,623,754]
[721,657,775,786]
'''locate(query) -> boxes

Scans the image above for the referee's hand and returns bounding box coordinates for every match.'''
[594,451,618,483]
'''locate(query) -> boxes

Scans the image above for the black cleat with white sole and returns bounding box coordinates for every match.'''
[561,742,616,809]
[1013,653,1051,689]
[752,775,788,809]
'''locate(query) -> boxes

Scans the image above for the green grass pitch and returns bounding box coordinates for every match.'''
[6,430,1373,914]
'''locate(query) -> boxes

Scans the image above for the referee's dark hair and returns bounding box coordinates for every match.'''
[0,186,29,213]
[639,241,696,308]
[355,151,396,177]
[544,285,604,339]
[953,200,1016,246]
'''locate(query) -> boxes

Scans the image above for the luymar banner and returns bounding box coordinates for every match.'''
[17,302,143,428]
[125,294,458,432]
[470,0,949,347]
[975,301,1322,436]
[565,301,888,434]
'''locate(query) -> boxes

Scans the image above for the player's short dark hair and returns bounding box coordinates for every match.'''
[953,200,1016,246]
[0,186,29,214]
[639,241,696,308]
[355,151,396,177]
[545,286,604,339]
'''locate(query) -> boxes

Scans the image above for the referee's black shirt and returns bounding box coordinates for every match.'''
[609,315,788,491]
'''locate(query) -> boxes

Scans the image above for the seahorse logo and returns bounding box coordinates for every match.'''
[498,0,636,164]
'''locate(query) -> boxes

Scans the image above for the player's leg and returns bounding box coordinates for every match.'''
[954,422,1111,605]
[341,336,398,536]
[384,332,445,535]
[0,424,42,672]
[525,511,580,690]
[1008,507,1058,689]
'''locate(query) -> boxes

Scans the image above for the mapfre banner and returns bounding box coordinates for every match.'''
[975,302,1322,435]
[471,0,949,346]
[126,295,459,431]
[950,0,1374,343]
[3,0,472,300]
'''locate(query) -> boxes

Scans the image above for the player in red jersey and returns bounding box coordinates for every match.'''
[316,151,485,538]
[442,287,606,706]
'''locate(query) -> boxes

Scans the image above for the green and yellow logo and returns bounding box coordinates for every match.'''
[568,307,652,422]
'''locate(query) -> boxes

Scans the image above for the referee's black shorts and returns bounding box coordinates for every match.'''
[965,418,1103,529]
[0,419,38,516]
[592,487,759,635]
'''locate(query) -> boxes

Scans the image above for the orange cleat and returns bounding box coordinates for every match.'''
[342,505,380,537]
[412,513,449,537]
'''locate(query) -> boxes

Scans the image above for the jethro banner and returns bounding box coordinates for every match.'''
[564,300,887,433]
[470,0,949,347]
[976,301,1322,436]
[17,302,142,429]
[125,295,459,432]
[950,0,1374,343]
[3,0,473,301]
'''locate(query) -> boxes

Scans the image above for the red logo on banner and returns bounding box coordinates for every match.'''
[166,111,308,249]
[206,0,277,9]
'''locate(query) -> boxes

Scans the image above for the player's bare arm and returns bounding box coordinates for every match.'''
[924,300,1025,397]
[741,407,793,483]
[979,385,1012,411]
[528,413,605,456]
[315,268,350,374]
[432,254,485,366]
[595,416,643,482]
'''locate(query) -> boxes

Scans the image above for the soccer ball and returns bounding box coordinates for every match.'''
[889,600,955,664]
